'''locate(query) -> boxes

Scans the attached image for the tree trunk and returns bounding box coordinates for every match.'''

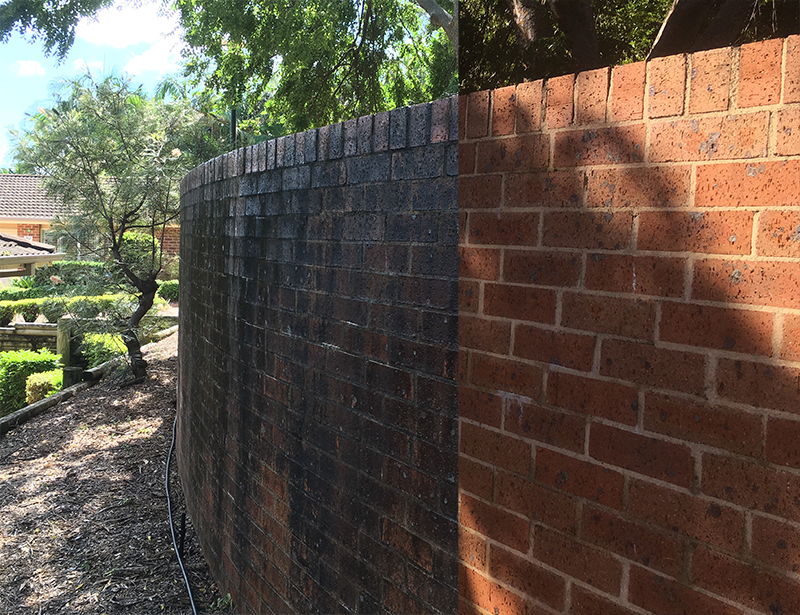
[505,0,543,49]
[546,0,603,71]
[121,279,158,383]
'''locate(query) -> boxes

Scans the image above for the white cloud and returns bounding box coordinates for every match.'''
[76,1,180,49]
[124,38,185,76]
[15,60,45,76]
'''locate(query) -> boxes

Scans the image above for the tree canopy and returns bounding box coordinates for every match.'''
[11,74,205,380]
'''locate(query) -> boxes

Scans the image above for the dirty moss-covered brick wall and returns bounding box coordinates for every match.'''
[459,36,800,615]
[177,98,459,614]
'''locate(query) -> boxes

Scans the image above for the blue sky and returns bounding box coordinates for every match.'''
[0,0,185,164]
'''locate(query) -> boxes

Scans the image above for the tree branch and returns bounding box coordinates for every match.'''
[415,0,458,54]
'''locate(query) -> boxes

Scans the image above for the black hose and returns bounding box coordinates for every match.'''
[166,414,198,615]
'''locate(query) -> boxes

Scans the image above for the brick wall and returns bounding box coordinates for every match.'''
[16,224,41,242]
[459,36,800,615]
[159,225,180,257]
[177,99,459,614]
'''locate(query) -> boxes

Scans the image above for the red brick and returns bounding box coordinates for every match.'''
[459,527,488,571]
[460,174,502,208]
[659,301,773,355]
[460,141,476,174]
[775,108,800,155]
[638,210,753,255]
[460,280,479,313]
[469,352,544,398]
[586,166,690,208]
[628,479,744,552]
[382,519,433,571]
[610,61,645,121]
[542,210,633,250]
[600,338,706,395]
[782,314,800,361]
[581,506,682,575]
[702,453,800,522]
[716,357,800,413]
[534,447,624,507]
[648,54,686,118]
[513,324,595,371]
[546,74,575,128]
[693,258,800,309]
[490,544,566,609]
[460,493,530,552]
[644,392,763,457]
[459,94,467,139]
[689,47,732,113]
[461,421,531,476]
[468,212,539,246]
[695,160,800,209]
[516,80,544,133]
[504,171,584,208]
[576,67,609,125]
[503,400,586,453]
[630,565,743,615]
[460,455,494,500]
[766,417,800,469]
[533,526,622,593]
[571,586,639,615]
[492,85,517,136]
[757,209,800,258]
[589,422,694,487]
[553,125,645,167]
[546,371,639,425]
[496,471,578,533]
[693,545,800,614]
[460,386,503,428]
[466,91,490,139]
[785,36,800,103]
[752,515,800,573]
[460,315,510,355]
[476,134,549,173]
[738,38,783,108]
[561,292,655,340]
[459,246,500,280]
[503,249,581,287]
[585,253,685,297]
[459,565,528,615]
[649,112,769,162]
[484,284,557,324]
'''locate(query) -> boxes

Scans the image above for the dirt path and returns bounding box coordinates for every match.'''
[0,332,233,615]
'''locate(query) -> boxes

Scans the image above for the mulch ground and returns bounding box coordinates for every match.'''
[0,332,235,615]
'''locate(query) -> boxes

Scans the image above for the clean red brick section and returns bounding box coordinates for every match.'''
[459,35,800,615]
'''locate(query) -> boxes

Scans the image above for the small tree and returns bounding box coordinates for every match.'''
[12,74,198,382]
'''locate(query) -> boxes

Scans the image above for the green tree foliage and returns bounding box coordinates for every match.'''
[176,0,457,135]
[0,0,110,58]
[461,0,800,93]
[10,74,200,381]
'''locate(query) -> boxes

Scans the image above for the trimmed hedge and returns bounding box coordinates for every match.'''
[26,369,63,404]
[33,261,110,295]
[0,349,61,416]
[157,280,179,302]
[80,332,126,368]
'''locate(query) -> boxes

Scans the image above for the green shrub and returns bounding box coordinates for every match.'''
[33,261,111,296]
[157,280,179,302]
[39,294,136,323]
[80,332,126,368]
[117,232,160,281]
[40,297,68,323]
[0,301,16,326]
[0,287,37,301]
[0,349,61,415]
[26,369,63,404]
[14,298,39,322]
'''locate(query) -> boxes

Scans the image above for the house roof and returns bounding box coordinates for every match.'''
[0,232,64,277]
[0,232,58,256]
[0,174,62,220]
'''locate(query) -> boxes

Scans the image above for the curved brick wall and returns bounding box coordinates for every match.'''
[177,99,459,614]
[459,36,800,615]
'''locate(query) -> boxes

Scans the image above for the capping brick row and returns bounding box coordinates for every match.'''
[460,37,800,615]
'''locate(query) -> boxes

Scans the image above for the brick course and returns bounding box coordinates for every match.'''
[460,36,800,615]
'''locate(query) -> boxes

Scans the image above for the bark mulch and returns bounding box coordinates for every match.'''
[0,332,235,615]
